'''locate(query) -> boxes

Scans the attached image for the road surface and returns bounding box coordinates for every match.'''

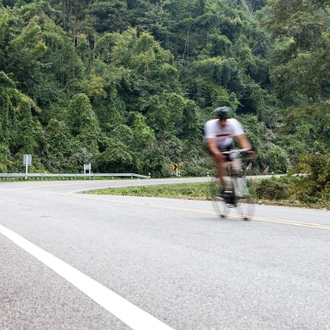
[1,178,330,329]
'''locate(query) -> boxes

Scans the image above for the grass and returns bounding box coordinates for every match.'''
[85,182,212,200]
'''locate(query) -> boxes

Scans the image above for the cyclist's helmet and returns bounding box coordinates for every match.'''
[214,106,232,119]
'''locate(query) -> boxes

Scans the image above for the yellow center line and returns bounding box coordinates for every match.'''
[55,193,330,231]
[251,216,330,230]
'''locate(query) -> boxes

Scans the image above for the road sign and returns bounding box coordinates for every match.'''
[172,164,178,171]
[84,163,91,174]
[23,154,32,166]
[23,154,32,176]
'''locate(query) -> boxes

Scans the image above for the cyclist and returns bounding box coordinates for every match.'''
[204,106,255,197]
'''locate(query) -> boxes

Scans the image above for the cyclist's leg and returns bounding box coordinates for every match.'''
[216,161,227,189]
[220,144,234,186]
[219,155,233,197]
[207,145,227,189]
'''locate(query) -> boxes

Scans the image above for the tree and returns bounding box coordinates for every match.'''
[64,93,101,171]
[0,70,42,171]
[43,118,74,172]
[267,0,330,102]
[6,16,47,97]
[0,0,286,176]
[94,139,134,173]
[83,0,129,34]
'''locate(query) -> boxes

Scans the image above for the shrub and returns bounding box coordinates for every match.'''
[255,178,290,200]
[291,153,330,203]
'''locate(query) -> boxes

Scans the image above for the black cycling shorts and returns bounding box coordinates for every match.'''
[206,142,234,162]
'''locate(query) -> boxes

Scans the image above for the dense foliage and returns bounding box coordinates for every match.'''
[0,0,330,180]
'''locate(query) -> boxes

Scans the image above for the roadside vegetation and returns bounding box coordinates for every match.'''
[86,154,330,210]
[86,176,330,210]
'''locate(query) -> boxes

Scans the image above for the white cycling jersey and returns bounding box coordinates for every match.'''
[204,118,244,148]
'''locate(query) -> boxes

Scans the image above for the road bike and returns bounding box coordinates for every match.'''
[209,148,255,220]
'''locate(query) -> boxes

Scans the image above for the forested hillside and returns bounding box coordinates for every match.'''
[1,0,330,177]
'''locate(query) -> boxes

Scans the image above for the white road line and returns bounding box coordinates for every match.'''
[0,224,175,330]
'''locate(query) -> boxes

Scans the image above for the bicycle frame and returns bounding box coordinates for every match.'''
[222,148,250,199]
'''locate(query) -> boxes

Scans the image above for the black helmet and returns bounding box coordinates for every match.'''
[214,106,232,119]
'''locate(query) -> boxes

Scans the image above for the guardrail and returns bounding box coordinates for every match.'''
[0,173,150,180]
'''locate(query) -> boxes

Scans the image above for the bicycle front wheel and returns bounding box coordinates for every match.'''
[209,178,230,218]
[237,196,255,220]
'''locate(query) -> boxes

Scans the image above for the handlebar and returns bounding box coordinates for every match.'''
[222,148,251,154]
[222,148,253,161]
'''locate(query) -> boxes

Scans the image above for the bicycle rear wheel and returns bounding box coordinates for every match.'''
[209,178,230,218]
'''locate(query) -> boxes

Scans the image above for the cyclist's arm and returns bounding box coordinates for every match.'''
[235,134,256,158]
[235,134,251,150]
[207,138,224,161]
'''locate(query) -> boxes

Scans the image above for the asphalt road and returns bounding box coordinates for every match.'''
[1,178,330,330]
